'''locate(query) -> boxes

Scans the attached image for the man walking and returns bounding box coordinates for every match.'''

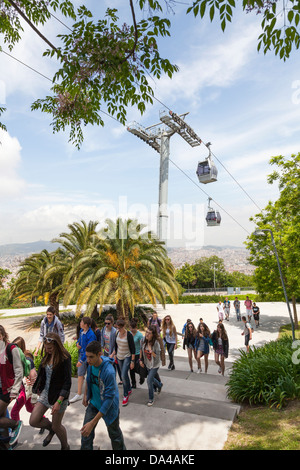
[80,341,126,450]
[233,297,241,321]
[223,297,230,321]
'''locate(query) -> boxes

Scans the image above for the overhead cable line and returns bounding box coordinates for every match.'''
[0,52,251,236]
[8,0,263,214]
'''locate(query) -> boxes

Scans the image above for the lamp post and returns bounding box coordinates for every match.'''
[253,229,295,341]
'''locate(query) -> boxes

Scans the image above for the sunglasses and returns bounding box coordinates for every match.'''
[105,322,111,325]
[43,337,56,343]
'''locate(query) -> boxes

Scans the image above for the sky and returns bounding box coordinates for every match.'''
[0,0,299,249]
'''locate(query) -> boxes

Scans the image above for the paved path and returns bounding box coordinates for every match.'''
[0,301,293,450]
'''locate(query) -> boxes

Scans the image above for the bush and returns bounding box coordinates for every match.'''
[166,294,261,304]
[227,336,300,409]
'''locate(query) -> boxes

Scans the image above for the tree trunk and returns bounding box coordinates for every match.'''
[116,299,130,326]
[292,296,299,330]
[91,304,99,320]
[49,292,60,318]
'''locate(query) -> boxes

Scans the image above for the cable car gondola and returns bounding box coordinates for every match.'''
[196,143,218,184]
[206,198,221,226]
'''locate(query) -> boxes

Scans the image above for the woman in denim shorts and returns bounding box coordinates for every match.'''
[30,333,72,449]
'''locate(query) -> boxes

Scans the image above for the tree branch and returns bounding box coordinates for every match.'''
[6,0,58,52]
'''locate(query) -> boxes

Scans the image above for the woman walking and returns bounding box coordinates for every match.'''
[0,325,23,447]
[162,315,177,371]
[183,322,198,372]
[211,323,229,376]
[129,318,144,388]
[114,318,135,407]
[195,323,210,374]
[30,332,72,450]
[10,337,37,423]
[139,326,163,406]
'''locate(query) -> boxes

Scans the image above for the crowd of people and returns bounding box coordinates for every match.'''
[0,297,260,450]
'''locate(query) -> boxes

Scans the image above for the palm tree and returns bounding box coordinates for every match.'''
[64,218,179,323]
[12,248,69,316]
[52,219,99,317]
[52,220,99,256]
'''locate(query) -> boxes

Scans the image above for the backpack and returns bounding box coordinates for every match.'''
[6,344,31,378]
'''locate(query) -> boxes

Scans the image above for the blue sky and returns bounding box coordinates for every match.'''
[0,1,299,248]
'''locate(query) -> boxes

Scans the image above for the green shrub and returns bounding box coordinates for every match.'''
[227,336,300,409]
[166,294,261,304]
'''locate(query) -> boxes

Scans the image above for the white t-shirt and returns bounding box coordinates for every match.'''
[244,322,252,336]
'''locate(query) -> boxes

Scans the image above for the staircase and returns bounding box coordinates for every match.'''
[13,356,240,451]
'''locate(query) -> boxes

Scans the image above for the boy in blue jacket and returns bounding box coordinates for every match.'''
[70,316,97,403]
[80,341,126,450]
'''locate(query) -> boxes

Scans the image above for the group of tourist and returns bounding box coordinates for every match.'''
[0,297,259,450]
[215,296,260,353]
[216,296,260,326]
[0,308,179,450]
[182,318,228,376]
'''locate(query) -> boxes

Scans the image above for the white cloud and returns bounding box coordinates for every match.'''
[154,22,259,105]
[0,130,26,198]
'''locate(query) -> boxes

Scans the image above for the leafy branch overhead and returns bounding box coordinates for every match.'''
[1,1,300,146]
[1,0,178,148]
[187,0,300,60]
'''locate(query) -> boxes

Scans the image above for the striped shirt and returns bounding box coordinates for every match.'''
[116,334,130,360]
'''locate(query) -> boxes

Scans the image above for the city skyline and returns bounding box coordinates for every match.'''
[0,2,299,248]
[0,244,254,288]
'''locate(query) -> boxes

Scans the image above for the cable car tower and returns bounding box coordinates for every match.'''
[127,110,214,245]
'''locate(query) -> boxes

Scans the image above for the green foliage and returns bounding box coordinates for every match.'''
[2,1,299,146]
[175,257,254,290]
[245,153,300,305]
[0,106,7,133]
[30,3,178,148]
[227,336,300,409]
[63,218,180,320]
[11,248,71,313]
[187,0,300,60]
[0,267,11,288]
[166,293,261,303]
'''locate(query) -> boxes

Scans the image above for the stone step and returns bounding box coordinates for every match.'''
[159,367,229,385]
[166,354,234,369]
[144,372,230,403]
[129,388,240,422]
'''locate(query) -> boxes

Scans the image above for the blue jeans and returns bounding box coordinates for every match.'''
[81,403,126,450]
[147,367,162,401]
[117,356,132,397]
[166,342,175,367]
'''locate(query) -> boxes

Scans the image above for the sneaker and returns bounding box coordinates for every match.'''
[218,367,222,374]
[127,390,132,397]
[157,384,163,395]
[9,421,23,446]
[147,400,154,407]
[122,396,129,406]
[69,394,83,403]
[197,368,202,374]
